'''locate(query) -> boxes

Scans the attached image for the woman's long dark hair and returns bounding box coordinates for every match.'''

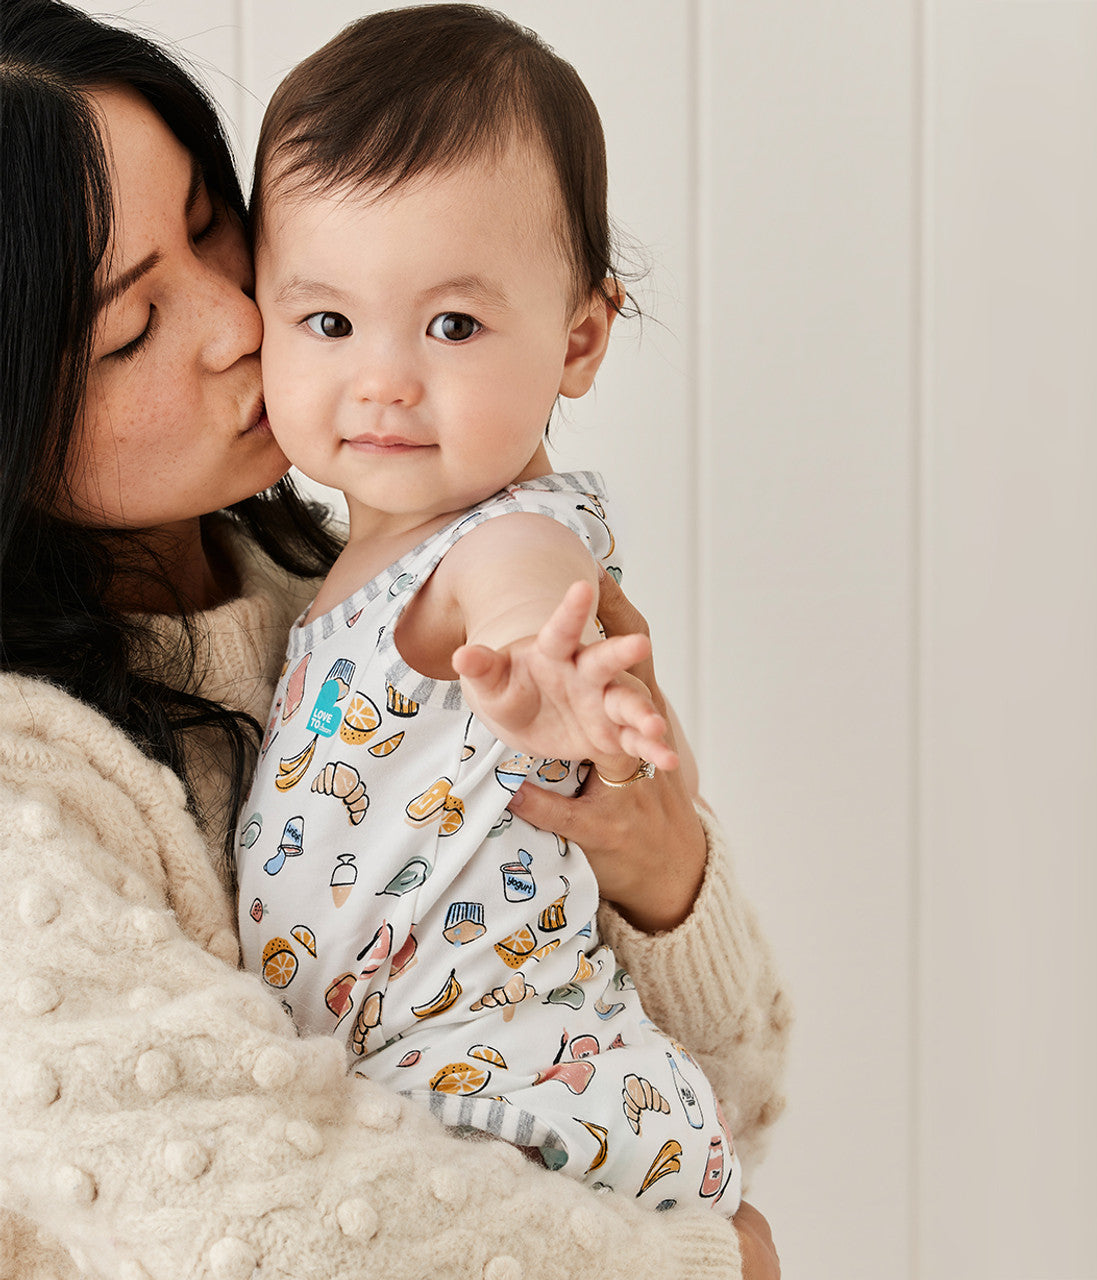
[0,0,342,848]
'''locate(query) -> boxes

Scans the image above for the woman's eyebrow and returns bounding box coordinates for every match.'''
[95,159,203,315]
[95,251,162,314]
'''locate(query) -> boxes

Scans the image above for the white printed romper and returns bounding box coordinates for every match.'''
[236,471,741,1214]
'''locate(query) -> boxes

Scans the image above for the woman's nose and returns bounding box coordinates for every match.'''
[197,259,264,372]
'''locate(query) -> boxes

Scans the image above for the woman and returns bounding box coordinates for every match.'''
[0,2,787,1276]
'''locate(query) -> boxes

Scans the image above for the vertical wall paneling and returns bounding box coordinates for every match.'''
[48,3,1097,1275]
[920,4,1097,1277]
[698,4,918,1276]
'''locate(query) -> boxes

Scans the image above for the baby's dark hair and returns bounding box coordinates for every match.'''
[252,4,620,315]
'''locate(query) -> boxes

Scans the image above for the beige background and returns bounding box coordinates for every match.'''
[71,2,1097,1276]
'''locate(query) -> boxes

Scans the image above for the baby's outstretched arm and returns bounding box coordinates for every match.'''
[453,579,679,774]
[437,514,678,777]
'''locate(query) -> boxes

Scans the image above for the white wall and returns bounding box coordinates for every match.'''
[70,2,1097,1276]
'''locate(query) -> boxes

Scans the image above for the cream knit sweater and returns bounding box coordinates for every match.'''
[0,531,788,1279]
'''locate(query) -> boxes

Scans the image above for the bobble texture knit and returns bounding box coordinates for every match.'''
[0,531,788,1279]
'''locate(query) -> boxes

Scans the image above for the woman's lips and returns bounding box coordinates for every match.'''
[242,403,271,436]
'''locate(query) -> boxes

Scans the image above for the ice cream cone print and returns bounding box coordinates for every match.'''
[622,1074,671,1135]
[638,1140,682,1196]
[538,878,570,932]
[411,968,462,1020]
[577,1121,609,1173]
[330,853,357,906]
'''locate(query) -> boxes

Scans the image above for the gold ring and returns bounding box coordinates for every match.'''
[593,759,656,788]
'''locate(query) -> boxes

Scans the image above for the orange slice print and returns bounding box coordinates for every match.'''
[290,925,317,957]
[493,925,536,969]
[468,1044,507,1069]
[261,937,297,989]
[339,693,381,745]
[429,1061,491,1096]
[369,732,405,758]
[438,795,465,836]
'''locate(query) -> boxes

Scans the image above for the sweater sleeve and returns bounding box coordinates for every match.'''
[0,676,742,1280]
[597,804,791,1180]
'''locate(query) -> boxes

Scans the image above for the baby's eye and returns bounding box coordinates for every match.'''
[427,312,481,343]
[304,312,352,338]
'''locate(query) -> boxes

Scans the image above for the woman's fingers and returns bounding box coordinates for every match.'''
[733,1202,781,1280]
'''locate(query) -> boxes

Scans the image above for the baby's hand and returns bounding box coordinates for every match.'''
[451,581,679,775]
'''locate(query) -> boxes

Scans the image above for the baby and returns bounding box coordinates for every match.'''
[236,3,740,1214]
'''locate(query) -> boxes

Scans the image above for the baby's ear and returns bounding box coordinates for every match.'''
[558,281,624,399]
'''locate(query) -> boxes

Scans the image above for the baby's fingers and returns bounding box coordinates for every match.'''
[452,643,509,691]
[604,682,679,772]
[535,580,596,661]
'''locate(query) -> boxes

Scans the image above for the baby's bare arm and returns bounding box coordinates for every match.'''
[441,514,676,772]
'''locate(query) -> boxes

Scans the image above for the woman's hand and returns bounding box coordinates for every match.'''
[735,1202,781,1279]
[507,571,707,933]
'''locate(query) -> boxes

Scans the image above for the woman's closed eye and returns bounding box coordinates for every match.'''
[108,306,158,362]
[304,311,353,338]
[427,312,481,343]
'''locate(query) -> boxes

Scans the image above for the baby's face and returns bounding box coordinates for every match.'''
[256,141,592,538]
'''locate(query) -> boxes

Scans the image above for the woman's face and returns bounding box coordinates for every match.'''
[67,85,287,530]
